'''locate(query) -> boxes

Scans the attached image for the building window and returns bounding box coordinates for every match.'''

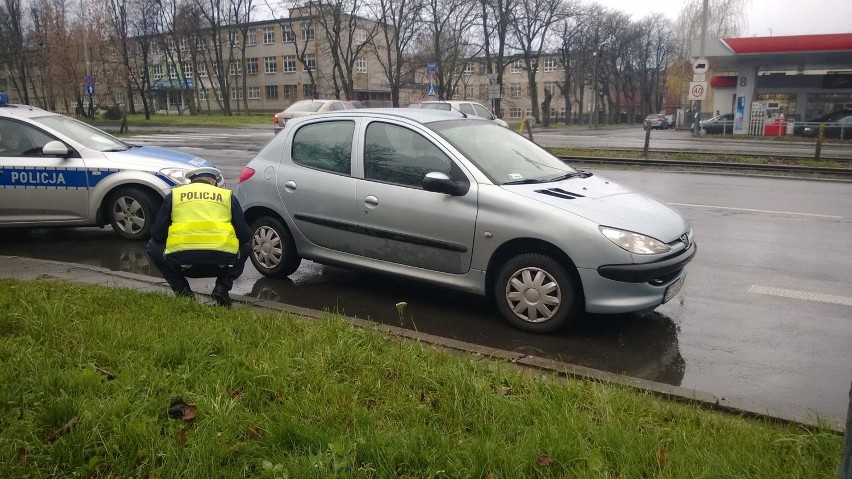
[543,82,557,96]
[301,22,315,41]
[247,29,256,46]
[264,56,277,74]
[152,64,163,79]
[354,28,367,44]
[266,85,278,99]
[283,84,296,98]
[282,24,295,42]
[464,85,474,99]
[231,87,244,100]
[229,62,242,76]
[282,55,296,73]
[464,63,474,75]
[197,63,208,77]
[303,83,316,98]
[228,31,239,47]
[151,43,160,55]
[509,108,521,119]
[263,27,275,44]
[303,54,316,72]
[246,57,258,74]
[543,58,557,72]
[183,62,193,78]
[198,88,208,100]
[355,57,367,73]
[248,86,260,99]
[168,64,178,79]
[511,60,523,73]
[179,38,188,51]
[510,84,522,98]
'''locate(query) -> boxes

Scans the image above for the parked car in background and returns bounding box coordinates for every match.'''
[408,100,509,127]
[236,108,695,334]
[273,99,356,132]
[643,113,671,130]
[698,113,735,135]
[0,92,220,240]
[794,109,852,139]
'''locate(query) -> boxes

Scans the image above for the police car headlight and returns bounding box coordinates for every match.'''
[161,168,191,185]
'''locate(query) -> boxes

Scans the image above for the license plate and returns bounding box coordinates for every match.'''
[663,275,686,303]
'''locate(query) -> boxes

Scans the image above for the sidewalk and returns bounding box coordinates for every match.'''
[0,254,842,433]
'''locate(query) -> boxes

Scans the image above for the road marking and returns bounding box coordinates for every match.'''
[749,285,852,306]
[670,203,842,219]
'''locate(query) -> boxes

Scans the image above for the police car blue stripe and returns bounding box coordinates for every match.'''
[155,172,179,187]
[0,167,89,189]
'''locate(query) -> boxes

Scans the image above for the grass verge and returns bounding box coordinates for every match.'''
[91,112,272,128]
[0,279,842,478]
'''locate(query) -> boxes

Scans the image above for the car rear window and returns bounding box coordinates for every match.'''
[287,101,325,113]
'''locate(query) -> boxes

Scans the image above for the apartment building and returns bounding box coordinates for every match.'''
[143,6,392,114]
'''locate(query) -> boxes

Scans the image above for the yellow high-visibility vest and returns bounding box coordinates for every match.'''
[164,182,239,255]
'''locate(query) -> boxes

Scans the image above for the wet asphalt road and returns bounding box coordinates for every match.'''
[1,127,850,424]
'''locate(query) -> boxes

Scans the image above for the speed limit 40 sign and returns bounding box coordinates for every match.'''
[689,81,707,101]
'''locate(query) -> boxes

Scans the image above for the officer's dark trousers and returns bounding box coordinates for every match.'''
[146,240,250,293]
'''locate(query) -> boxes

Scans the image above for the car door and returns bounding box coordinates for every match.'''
[0,118,89,224]
[355,120,478,274]
[278,119,361,254]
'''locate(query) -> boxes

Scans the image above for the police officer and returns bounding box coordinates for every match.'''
[146,167,251,307]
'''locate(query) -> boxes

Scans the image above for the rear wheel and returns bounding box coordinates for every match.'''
[250,216,301,278]
[107,187,159,240]
[494,253,580,333]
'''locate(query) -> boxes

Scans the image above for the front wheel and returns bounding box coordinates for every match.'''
[494,253,580,333]
[250,216,301,278]
[107,187,159,240]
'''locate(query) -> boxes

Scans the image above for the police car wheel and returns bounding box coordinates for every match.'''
[106,187,159,240]
[250,216,301,278]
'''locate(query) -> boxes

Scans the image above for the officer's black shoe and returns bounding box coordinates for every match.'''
[174,287,194,298]
[211,286,232,308]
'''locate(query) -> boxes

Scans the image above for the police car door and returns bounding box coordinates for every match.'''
[0,118,89,224]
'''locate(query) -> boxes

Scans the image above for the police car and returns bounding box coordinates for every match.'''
[0,92,219,240]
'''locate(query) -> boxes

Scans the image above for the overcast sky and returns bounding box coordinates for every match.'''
[590,0,852,37]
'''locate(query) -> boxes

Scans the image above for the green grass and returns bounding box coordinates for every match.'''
[91,112,272,128]
[0,279,843,478]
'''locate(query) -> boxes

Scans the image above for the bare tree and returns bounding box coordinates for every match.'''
[509,0,564,121]
[421,0,478,100]
[478,0,519,117]
[1,0,31,104]
[372,0,421,106]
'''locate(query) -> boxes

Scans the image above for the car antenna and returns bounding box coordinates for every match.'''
[448,104,467,119]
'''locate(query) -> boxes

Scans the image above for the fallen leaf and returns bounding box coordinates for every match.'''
[245,426,263,438]
[537,453,554,467]
[45,416,78,443]
[229,388,243,399]
[500,385,512,396]
[167,398,197,421]
[657,447,670,466]
[181,404,197,421]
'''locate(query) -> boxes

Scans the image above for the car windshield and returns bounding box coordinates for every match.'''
[286,101,325,113]
[429,120,577,185]
[31,114,129,152]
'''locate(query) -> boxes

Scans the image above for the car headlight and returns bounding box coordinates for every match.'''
[599,226,671,255]
[160,168,191,185]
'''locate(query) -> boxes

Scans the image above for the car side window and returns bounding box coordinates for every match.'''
[459,103,476,116]
[471,104,493,120]
[291,120,355,175]
[0,119,53,157]
[364,122,452,188]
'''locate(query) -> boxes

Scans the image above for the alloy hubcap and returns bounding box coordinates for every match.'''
[505,267,561,323]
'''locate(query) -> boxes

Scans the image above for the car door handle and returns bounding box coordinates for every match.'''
[363,195,379,208]
[283,180,296,192]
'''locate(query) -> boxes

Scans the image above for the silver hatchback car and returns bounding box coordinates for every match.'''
[235,109,695,333]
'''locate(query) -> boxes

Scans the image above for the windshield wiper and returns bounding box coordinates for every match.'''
[502,178,547,185]
[549,170,593,182]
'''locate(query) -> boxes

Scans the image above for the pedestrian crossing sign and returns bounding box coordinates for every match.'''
[426,83,438,97]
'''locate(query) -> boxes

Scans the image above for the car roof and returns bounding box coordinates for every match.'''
[0,103,54,119]
[289,107,477,124]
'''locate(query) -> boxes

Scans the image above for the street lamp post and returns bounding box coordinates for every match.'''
[590,51,597,128]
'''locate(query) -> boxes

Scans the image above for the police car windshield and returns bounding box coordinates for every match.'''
[30,115,129,152]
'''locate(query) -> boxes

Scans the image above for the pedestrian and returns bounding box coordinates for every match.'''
[146,167,251,307]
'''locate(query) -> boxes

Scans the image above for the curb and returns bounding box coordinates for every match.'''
[0,255,843,434]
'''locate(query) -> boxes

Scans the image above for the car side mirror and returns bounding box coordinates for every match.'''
[42,141,70,157]
[423,171,465,196]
